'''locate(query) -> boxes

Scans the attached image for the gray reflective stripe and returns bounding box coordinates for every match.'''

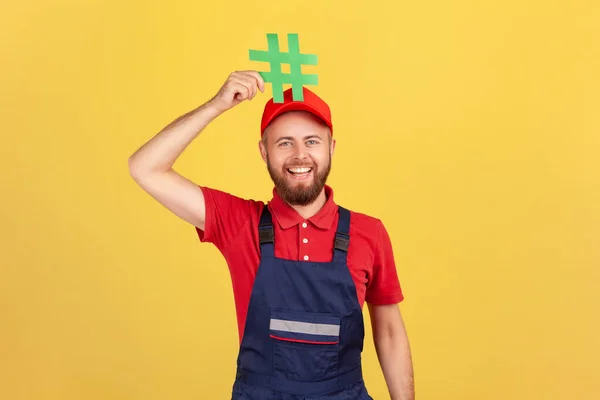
[270,319,340,336]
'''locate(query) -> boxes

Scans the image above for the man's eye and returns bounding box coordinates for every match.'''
[307,140,319,145]
[279,141,291,147]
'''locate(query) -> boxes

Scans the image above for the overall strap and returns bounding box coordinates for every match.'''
[333,206,350,263]
[258,204,275,258]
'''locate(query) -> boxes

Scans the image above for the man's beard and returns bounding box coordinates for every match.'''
[267,155,331,206]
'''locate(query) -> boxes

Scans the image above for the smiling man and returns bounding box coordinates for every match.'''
[128,71,414,400]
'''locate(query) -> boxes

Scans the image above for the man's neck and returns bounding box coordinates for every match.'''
[288,189,327,220]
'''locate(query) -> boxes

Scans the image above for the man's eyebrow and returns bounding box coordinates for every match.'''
[303,135,323,141]
[275,135,323,143]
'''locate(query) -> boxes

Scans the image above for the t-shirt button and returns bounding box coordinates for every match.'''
[303,255,309,261]
[303,238,308,244]
[302,222,307,228]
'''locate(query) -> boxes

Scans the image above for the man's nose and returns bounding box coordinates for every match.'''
[292,144,308,159]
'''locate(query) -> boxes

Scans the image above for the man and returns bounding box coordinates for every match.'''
[128,71,414,399]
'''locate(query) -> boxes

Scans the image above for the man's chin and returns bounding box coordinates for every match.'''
[276,183,325,206]
[268,166,330,206]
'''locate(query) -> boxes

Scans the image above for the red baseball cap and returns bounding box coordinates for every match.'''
[260,87,333,137]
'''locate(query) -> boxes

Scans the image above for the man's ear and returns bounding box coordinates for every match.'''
[330,135,336,157]
[258,139,268,163]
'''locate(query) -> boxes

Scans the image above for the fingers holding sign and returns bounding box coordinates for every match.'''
[210,70,265,112]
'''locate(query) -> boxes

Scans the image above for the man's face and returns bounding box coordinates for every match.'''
[259,111,335,206]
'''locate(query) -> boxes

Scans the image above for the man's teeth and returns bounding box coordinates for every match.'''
[288,167,312,174]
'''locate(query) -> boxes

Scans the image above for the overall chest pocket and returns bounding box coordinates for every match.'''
[269,309,341,382]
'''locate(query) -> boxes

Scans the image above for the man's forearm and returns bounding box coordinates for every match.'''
[375,328,415,400]
[128,101,223,176]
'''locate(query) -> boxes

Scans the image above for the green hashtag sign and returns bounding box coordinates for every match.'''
[249,33,318,103]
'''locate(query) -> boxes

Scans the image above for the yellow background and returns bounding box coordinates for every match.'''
[1,0,598,399]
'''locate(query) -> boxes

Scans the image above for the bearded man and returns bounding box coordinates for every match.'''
[128,70,414,400]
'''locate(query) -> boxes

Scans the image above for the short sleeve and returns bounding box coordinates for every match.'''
[365,220,405,305]
[195,186,260,255]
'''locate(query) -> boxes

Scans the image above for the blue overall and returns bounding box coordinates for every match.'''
[231,205,373,400]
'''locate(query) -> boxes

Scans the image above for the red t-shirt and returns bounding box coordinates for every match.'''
[196,185,404,344]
